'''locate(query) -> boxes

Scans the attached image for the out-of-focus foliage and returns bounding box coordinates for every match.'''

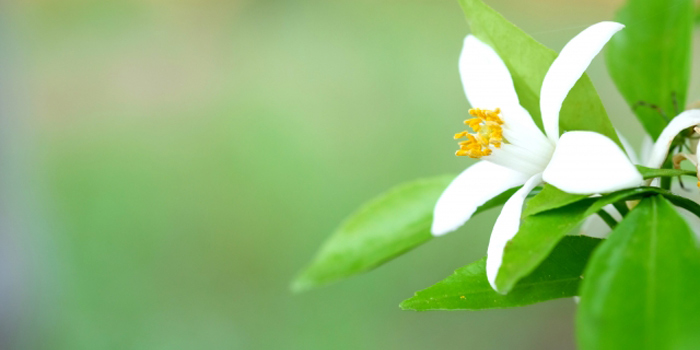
[606,0,694,139]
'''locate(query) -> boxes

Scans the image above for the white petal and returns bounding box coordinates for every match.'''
[542,131,642,194]
[540,22,624,142]
[432,161,529,236]
[488,143,551,177]
[695,134,700,174]
[646,109,700,169]
[486,173,543,291]
[459,35,541,135]
[579,204,622,239]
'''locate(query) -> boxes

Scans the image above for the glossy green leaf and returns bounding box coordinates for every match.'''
[495,185,700,293]
[636,165,696,180]
[458,0,620,145]
[606,0,694,139]
[400,236,600,311]
[293,174,516,292]
[578,196,700,349]
[523,184,588,217]
[292,175,451,292]
[494,199,595,293]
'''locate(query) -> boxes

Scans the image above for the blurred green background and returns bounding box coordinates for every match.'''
[0,0,697,349]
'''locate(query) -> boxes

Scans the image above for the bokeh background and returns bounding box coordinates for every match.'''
[0,0,698,349]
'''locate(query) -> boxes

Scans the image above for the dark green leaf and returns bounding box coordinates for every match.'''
[293,175,515,292]
[606,0,694,139]
[495,185,700,293]
[523,184,588,217]
[636,165,696,180]
[400,236,600,311]
[577,196,700,349]
[593,186,700,220]
[458,0,620,145]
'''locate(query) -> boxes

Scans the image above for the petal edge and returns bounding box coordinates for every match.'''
[541,21,624,141]
[543,131,642,194]
[432,161,529,236]
[486,173,543,291]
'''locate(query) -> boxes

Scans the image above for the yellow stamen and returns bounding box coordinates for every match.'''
[454,108,504,158]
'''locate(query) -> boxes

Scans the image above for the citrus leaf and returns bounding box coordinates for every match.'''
[578,196,700,349]
[523,184,588,217]
[636,165,696,180]
[293,175,515,292]
[495,186,700,293]
[606,0,694,139]
[400,236,600,311]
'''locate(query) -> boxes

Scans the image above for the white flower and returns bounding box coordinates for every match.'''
[581,109,700,238]
[432,21,643,292]
[646,109,700,172]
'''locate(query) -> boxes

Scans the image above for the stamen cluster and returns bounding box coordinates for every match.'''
[454,108,504,158]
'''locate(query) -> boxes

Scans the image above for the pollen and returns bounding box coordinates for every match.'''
[454,108,504,158]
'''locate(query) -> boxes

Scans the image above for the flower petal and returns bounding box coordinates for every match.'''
[485,173,542,291]
[542,131,642,194]
[459,35,541,135]
[646,109,700,169]
[540,21,624,142]
[432,161,529,236]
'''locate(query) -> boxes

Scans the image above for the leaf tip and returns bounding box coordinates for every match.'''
[398,297,418,311]
[494,274,515,295]
[290,272,316,293]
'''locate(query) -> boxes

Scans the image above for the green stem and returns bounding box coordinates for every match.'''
[612,201,629,217]
[660,151,676,190]
[597,210,618,229]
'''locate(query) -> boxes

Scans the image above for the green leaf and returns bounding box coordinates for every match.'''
[606,0,694,140]
[494,199,595,293]
[400,236,600,311]
[458,0,620,146]
[636,165,696,180]
[494,185,700,293]
[592,186,700,220]
[577,196,700,349]
[523,184,588,217]
[293,175,515,292]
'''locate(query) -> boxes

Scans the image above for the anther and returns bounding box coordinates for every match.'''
[454,108,505,159]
